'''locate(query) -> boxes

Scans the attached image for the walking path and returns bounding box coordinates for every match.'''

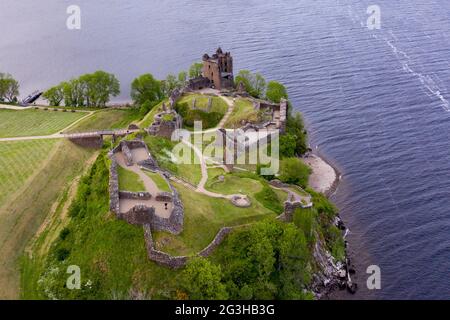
[217,96,235,129]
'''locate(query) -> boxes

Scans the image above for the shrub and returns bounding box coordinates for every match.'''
[59,228,70,240]
[278,158,311,188]
[56,248,70,261]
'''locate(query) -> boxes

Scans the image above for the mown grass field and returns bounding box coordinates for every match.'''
[0,109,87,138]
[66,109,141,133]
[0,140,95,299]
[0,140,58,207]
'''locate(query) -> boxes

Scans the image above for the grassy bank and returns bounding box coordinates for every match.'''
[65,109,141,133]
[0,140,95,299]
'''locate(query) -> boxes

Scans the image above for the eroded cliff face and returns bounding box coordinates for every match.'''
[311,216,356,299]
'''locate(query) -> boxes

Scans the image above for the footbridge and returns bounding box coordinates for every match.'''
[65,128,139,148]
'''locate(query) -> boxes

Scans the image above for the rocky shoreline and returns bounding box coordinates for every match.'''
[301,151,357,299]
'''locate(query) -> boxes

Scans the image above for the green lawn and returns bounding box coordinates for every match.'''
[0,109,86,138]
[223,98,258,128]
[118,166,145,192]
[152,181,276,256]
[144,171,171,193]
[176,94,228,114]
[66,109,142,133]
[205,172,262,196]
[0,140,58,207]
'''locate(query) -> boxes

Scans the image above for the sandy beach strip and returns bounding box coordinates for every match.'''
[301,153,340,197]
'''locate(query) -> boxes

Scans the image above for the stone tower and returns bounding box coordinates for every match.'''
[202,47,234,90]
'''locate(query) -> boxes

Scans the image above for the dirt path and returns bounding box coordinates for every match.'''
[217,96,235,129]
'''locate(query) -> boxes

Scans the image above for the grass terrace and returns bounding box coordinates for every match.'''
[145,171,171,193]
[118,166,145,192]
[66,109,141,133]
[223,98,258,128]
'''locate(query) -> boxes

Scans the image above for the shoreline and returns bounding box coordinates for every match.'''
[301,149,359,298]
[301,150,341,198]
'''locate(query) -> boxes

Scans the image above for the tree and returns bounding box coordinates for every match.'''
[235,70,253,95]
[279,157,312,188]
[278,224,312,299]
[79,71,120,107]
[279,134,297,158]
[130,73,164,106]
[286,112,308,155]
[218,220,281,299]
[181,257,228,300]
[163,74,179,96]
[235,70,266,98]
[0,73,19,102]
[189,62,203,79]
[178,71,187,85]
[266,81,288,103]
[253,73,266,98]
[42,85,64,106]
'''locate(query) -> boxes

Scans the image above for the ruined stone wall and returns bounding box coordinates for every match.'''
[284,201,304,223]
[118,205,155,226]
[121,142,134,166]
[144,225,188,269]
[109,158,120,214]
[119,191,151,200]
[143,224,234,269]
[279,98,288,134]
[198,227,233,257]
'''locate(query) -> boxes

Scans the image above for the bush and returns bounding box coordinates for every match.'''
[279,134,297,158]
[59,228,70,240]
[278,158,311,188]
[56,248,70,261]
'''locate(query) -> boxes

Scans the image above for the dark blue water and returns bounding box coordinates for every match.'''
[2,0,450,299]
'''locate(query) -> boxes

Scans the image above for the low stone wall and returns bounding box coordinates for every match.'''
[109,159,120,214]
[122,143,133,166]
[144,225,188,269]
[284,201,304,222]
[119,191,152,200]
[155,192,172,202]
[198,227,232,257]
[143,224,234,269]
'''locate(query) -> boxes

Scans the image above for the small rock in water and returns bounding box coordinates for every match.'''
[347,282,358,294]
